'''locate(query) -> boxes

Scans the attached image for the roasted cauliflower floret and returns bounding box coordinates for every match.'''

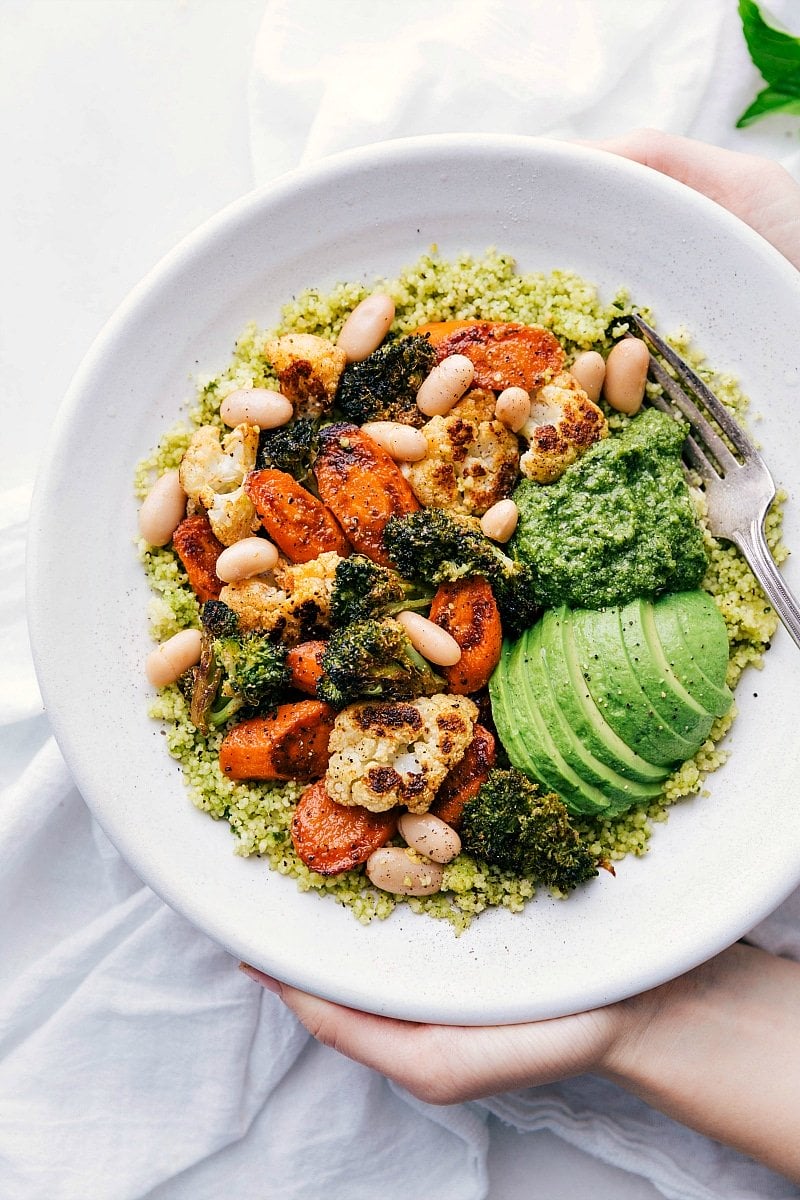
[274,551,342,631]
[325,694,477,813]
[264,333,346,420]
[219,580,288,638]
[221,551,343,643]
[519,372,608,484]
[178,423,260,546]
[402,388,519,516]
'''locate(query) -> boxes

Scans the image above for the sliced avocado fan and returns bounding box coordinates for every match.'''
[489,591,733,817]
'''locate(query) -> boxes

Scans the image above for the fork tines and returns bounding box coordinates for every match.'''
[630,313,758,479]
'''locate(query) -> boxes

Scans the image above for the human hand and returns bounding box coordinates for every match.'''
[239,961,622,1104]
[590,128,800,272]
[242,942,800,1181]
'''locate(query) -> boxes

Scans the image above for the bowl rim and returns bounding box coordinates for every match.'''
[27,132,800,1024]
[30,130,800,491]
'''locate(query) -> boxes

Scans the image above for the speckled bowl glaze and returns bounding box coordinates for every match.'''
[27,135,800,1024]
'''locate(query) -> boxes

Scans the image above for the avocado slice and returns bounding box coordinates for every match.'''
[499,634,661,817]
[571,604,700,766]
[618,599,717,745]
[541,608,670,784]
[651,591,733,718]
[490,637,612,815]
[488,640,543,781]
[505,635,617,815]
[489,591,734,818]
[521,618,667,804]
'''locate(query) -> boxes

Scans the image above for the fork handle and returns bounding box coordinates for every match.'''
[733,522,800,651]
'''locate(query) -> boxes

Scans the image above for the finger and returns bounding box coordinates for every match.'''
[277,984,428,1066]
[242,968,474,1101]
[585,128,766,202]
[239,963,282,994]
[239,962,430,1066]
[239,965,620,1105]
[278,984,619,1103]
[581,128,800,269]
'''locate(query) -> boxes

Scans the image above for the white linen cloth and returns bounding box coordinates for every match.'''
[4,1,800,1196]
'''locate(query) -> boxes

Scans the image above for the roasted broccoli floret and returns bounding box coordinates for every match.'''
[382,507,540,637]
[256,417,319,483]
[329,554,432,627]
[189,609,289,733]
[460,768,598,892]
[317,618,445,707]
[383,506,509,584]
[199,599,240,638]
[336,335,436,427]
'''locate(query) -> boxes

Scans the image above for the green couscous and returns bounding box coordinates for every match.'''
[136,249,785,933]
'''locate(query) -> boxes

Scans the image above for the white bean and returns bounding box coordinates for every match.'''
[145,628,202,687]
[219,387,293,429]
[398,813,461,864]
[360,421,428,462]
[603,339,650,414]
[416,354,475,417]
[215,537,279,582]
[336,293,395,362]
[480,498,519,543]
[396,610,462,667]
[495,386,531,432]
[138,470,186,547]
[569,350,606,403]
[365,846,444,896]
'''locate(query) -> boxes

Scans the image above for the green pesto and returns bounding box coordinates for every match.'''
[511,408,708,609]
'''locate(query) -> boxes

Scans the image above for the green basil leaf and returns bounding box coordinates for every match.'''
[738,0,800,92]
[736,85,800,127]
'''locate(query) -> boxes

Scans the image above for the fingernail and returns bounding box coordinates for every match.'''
[239,962,282,994]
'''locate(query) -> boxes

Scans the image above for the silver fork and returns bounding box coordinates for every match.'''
[631,313,800,651]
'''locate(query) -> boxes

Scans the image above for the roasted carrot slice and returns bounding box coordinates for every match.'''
[314,423,420,566]
[415,320,564,392]
[430,724,496,830]
[286,640,327,695]
[172,513,224,603]
[428,576,502,694]
[245,469,350,563]
[219,700,336,781]
[415,319,478,345]
[290,779,399,875]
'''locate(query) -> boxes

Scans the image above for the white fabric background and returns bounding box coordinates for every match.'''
[4,1,800,1197]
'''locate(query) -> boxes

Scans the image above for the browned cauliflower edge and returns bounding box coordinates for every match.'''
[402,388,519,516]
[220,551,343,643]
[178,423,260,546]
[325,694,478,813]
[263,333,346,420]
[519,372,608,484]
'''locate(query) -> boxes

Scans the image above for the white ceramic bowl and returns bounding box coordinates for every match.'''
[27,134,800,1024]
